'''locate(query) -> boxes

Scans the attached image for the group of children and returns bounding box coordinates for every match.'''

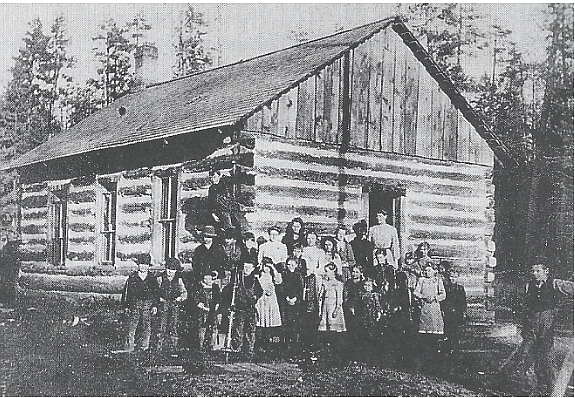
[116,216,467,367]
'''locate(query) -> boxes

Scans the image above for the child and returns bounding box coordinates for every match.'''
[356,278,383,345]
[222,262,263,356]
[441,269,467,353]
[117,254,159,353]
[292,244,307,276]
[194,271,220,350]
[301,258,319,354]
[156,258,188,352]
[343,265,364,348]
[413,265,446,368]
[318,262,346,357]
[255,257,283,352]
[280,256,304,354]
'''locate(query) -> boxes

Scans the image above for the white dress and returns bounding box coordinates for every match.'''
[255,272,282,327]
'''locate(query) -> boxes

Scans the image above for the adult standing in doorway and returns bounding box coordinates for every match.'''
[368,209,400,269]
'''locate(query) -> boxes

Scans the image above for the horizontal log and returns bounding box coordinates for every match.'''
[69,223,95,233]
[257,202,358,220]
[258,148,483,184]
[258,184,359,202]
[21,210,48,220]
[19,250,47,262]
[255,135,488,177]
[21,195,48,208]
[410,214,485,229]
[69,236,95,244]
[120,202,152,213]
[67,251,95,261]
[22,183,47,193]
[68,190,96,204]
[19,273,127,294]
[118,233,152,244]
[70,208,94,217]
[118,184,152,197]
[21,224,46,235]
[409,229,484,242]
[22,238,47,246]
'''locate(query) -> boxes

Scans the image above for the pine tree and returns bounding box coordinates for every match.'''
[526,3,574,278]
[173,5,212,77]
[400,3,486,91]
[92,18,136,105]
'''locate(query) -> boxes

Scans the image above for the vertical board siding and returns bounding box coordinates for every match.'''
[329,59,342,144]
[403,59,420,155]
[350,46,370,148]
[367,32,385,151]
[415,71,434,158]
[242,28,493,166]
[296,77,316,140]
[380,29,395,152]
[392,36,407,153]
[315,70,326,142]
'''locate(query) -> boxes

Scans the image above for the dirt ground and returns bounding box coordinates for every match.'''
[0,296,552,397]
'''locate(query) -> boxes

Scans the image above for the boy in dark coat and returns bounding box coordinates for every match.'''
[441,269,467,354]
[280,256,304,353]
[220,263,263,356]
[194,271,221,350]
[156,258,188,352]
[117,254,159,353]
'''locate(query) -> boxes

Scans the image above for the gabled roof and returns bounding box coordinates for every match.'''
[3,17,516,170]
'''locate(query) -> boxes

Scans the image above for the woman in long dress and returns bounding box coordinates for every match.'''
[255,257,282,351]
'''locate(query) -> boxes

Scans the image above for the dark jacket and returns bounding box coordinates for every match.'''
[192,243,227,281]
[350,237,373,271]
[442,281,467,323]
[157,273,188,302]
[524,279,559,313]
[207,176,234,212]
[121,271,159,307]
[280,270,304,306]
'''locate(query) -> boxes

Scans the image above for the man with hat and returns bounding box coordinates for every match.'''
[192,225,226,286]
[156,257,188,352]
[117,253,159,353]
[368,209,400,268]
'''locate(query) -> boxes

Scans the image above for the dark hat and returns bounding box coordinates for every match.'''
[165,257,182,271]
[203,225,218,237]
[133,253,151,265]
[243,231,255,240]
[224,228,237,239]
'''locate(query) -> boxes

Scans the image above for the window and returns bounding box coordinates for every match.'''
[101,182,117,265]
[159,175,178,261]
[50,186,69,266]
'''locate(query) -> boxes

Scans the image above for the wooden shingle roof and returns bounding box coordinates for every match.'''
[3,17,517,170]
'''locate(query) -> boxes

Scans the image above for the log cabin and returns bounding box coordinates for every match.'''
[2,18,516,318]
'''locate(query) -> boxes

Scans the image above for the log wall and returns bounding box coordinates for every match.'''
[249,133,494,301]
[244,28,493,167]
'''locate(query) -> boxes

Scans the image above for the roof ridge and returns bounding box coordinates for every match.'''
[147,17,397,89]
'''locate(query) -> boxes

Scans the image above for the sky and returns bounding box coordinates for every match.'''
[0,3,550,94]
